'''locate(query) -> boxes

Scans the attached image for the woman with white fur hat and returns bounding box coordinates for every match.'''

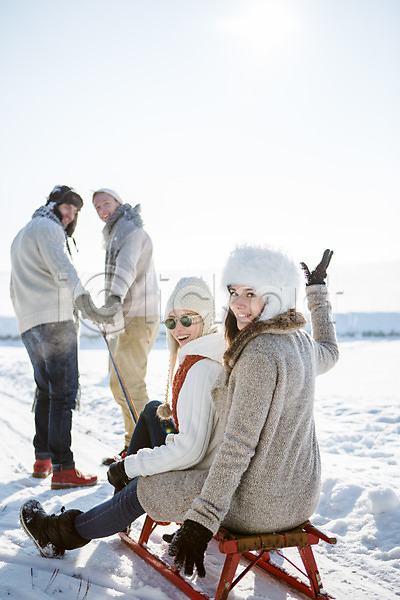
[162,246,339,577]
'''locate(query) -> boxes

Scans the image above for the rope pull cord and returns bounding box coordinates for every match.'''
[95,320,139,424]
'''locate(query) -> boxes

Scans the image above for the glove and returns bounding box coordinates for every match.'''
[97,295,122,319]
[74,292,105,322]
[107,460,130,493]
[300,249,333,286]
[164,519,213,578]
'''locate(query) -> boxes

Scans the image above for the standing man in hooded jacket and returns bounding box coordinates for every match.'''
[92,189,159,464]
[10,185,106,489]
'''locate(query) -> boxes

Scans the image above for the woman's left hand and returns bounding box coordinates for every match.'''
[164,519,213,577]
[300,249,333,286]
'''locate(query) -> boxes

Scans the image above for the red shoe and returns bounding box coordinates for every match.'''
[32,459,52,478]
[51,468,98,490]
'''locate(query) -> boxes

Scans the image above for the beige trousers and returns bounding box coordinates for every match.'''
[109,315,159,447]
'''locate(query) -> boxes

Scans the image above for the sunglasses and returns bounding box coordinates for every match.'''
[164,314,201,330]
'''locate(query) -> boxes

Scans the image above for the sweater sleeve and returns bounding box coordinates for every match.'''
[185,349,277,534]
[306,284,339,375]
[35,219,85,298]
[123,359,219,479]
[108,229,148,300]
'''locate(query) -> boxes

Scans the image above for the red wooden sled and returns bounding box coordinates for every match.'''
[119,515,337,600]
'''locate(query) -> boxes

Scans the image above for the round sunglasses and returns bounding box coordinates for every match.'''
[164,314,201,330]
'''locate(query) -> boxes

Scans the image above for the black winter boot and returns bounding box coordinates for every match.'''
[20,499,90,558]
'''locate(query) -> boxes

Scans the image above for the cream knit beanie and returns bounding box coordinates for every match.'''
[222,245,301,321]
[164,277,214,352]
[92,188,124,205]
[158,276,215,420]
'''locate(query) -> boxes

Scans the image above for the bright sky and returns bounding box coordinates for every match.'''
[1,0,399,312]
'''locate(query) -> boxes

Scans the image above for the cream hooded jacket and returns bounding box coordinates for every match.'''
[124,332,226,480]
[137,285,339,534]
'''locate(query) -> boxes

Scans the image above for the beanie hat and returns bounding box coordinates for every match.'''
[157,277,215,421]
[92,188,124,205]
[164,277,214,344]
[221,245,301,321]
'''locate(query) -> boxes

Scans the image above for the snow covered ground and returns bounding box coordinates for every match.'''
[0,329,399,599]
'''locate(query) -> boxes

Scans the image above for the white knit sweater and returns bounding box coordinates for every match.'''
[124,332,226,479]
[10,214,85,334]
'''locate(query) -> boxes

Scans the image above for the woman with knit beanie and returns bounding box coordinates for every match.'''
[19,277,226,556]
[117,276,226,480]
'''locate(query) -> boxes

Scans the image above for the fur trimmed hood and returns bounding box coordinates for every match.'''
[223,309,307,373]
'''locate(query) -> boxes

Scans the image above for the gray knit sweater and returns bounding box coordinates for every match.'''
[137,285,339,534]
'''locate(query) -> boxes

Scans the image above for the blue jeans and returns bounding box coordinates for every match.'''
[126,400,177,455]
[21,321,79,471]
[75,477,144,539]
[75,401,177,540]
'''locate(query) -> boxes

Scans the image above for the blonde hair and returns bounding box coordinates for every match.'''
[156,318,203,420]
[156,276,215,421]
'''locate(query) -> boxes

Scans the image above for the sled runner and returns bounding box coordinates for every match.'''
[119,515,337,600]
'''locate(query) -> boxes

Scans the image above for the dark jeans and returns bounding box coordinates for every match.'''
[126,400,177,455]
[21,321,79,471]
[75,400,177,540]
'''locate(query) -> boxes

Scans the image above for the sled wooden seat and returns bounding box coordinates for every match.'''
[119,515,337,600]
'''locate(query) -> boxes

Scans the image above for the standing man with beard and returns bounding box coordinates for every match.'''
[10,185,106,489]
[92,189,159,464]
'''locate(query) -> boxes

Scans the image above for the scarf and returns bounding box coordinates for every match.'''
[32,203,64,230]
[171,355,206,431]
[224,309,307,373]
[103,204,143,293]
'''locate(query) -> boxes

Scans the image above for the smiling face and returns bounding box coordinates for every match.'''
[57,203,79,230]
[228,285,265,330]
[168,309,204,347]
[93,192,121,223]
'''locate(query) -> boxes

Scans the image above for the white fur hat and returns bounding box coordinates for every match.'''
[92,188,124,205]
[222,245,301,321]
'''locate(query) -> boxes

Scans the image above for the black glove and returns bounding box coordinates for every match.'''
[164,519,213,578]
[107,460,130,493]
[300,249,333,286]
[98,295,122,319]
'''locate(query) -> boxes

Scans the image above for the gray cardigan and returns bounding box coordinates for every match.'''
[137,285,339,534]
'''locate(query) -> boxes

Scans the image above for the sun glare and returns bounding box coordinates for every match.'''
[218,0,299,58]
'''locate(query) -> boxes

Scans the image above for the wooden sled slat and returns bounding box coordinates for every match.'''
[119,515,337,600]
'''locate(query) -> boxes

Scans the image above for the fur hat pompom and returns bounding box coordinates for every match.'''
[222,245,301,321]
